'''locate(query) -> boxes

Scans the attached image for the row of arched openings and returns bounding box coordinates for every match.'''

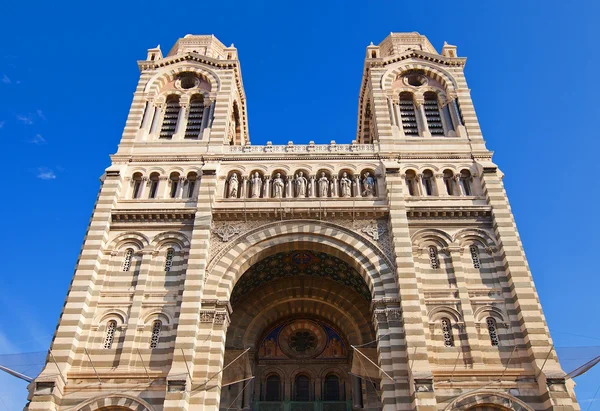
[130,171,199,200]
[264,373,342,402]
[405,169,473,196]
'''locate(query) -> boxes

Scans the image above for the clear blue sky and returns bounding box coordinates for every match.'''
[1,0,599,409]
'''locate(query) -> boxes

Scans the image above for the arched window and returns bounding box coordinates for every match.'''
[429,246,439,269]
[164,248,174,272]
[186,172,198,198]
[295,374,310,401]
[470,245,481,269]
[423,170,435,196]
[265,375,281,401]
[324,374,340,401]
[460,170,473,196]
[441,318,454,347]
[487,317,499,346]
[399,92,418,136]
[103,320,117,349]
[122,248,133,272]
[424,92,444,136]
[405,170,418,196]
[443,170,455,195]
[131,173,143,199]
[148,173,160,199]
[169,173,180,198]
[160,96,181,139]
[184,95,204,139]
[150,320,162,349]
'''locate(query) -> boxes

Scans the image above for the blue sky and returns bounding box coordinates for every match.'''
[1,0,600,409]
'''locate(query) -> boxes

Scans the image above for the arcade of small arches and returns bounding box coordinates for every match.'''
[137,71,244,145]
[127,170,200,200]
[388,70,465,138]
[403,167,477,197]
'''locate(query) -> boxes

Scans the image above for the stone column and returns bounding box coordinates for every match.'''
[416,101,431,137]
[173,102,188,140]
[455,175,466,196]
[200,102,210,131]
[449,98,467,137]
[387,97,396,127]
[149,103,164,138]
[434,174,447,196]
[176,177,186,198]
[158,176,170,199]
[140,101,156,141]
[418,174,428,196]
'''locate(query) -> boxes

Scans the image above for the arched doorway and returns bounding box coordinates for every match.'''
[220,250,383,411]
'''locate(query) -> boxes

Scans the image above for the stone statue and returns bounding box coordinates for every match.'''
[251,172,262,198]
[318,172,329,197]
[272,173,284,198]
[362,172,375,197]
[340,172,352,197]
[228,173,239,198]
[295,172,308,197]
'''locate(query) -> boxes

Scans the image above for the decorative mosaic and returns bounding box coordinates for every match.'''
[230,250,372,304]
[258,319,347,360]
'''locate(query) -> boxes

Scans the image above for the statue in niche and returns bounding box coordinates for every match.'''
[362,172,375,197]
[295,172,308,197]
[272,173,285,198]
[251,172,262,198]
[340,172,352,197]
[228,173,239,198]
[318,172,330,197]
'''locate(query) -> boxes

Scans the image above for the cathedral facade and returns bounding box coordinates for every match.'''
[28,33,580,411]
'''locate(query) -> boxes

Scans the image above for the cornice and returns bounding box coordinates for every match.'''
[138,53,238,72]
[211,206,389,221]
[406,206,491,219]
[374,50,467,69]
[111,210,196,224]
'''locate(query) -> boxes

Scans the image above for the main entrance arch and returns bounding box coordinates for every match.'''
[205,220,406,410]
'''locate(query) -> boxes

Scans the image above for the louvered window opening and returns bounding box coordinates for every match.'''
[399,98,418,136]
[424,97,444,135]
[487,317,499,346]
[429,246,439,269]
[103,320,117,349]
[160,100,180,139]
[150,320,161,349]
[122,249,133,272]
[441,318,454,347]
[185,98,204,139]
[470,245,481,269]
[165,248,174,272]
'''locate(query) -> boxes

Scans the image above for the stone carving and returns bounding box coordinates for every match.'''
[214,312,228,325]
[361,221,387,241]
[295,172,308,197]
[340,172,352,197]
[362,172,375,197]
[228,143,376,153]
[212,223,241,242]
[227,173,239,198]
[272,173,284,198]
[318,172,330,197]
[200,311,214,323]
[251,172,262,198]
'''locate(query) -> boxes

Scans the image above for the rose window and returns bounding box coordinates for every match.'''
[289,331,316,353]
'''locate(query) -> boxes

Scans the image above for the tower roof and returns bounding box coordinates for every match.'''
[378,32,438,57]
[167,34,228,59]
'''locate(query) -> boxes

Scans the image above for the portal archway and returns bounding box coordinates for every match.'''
[220,249,384,410]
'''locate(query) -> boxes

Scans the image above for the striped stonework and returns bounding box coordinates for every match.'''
[28,32,579,411]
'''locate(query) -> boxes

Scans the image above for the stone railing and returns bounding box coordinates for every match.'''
[227,141,376,154]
